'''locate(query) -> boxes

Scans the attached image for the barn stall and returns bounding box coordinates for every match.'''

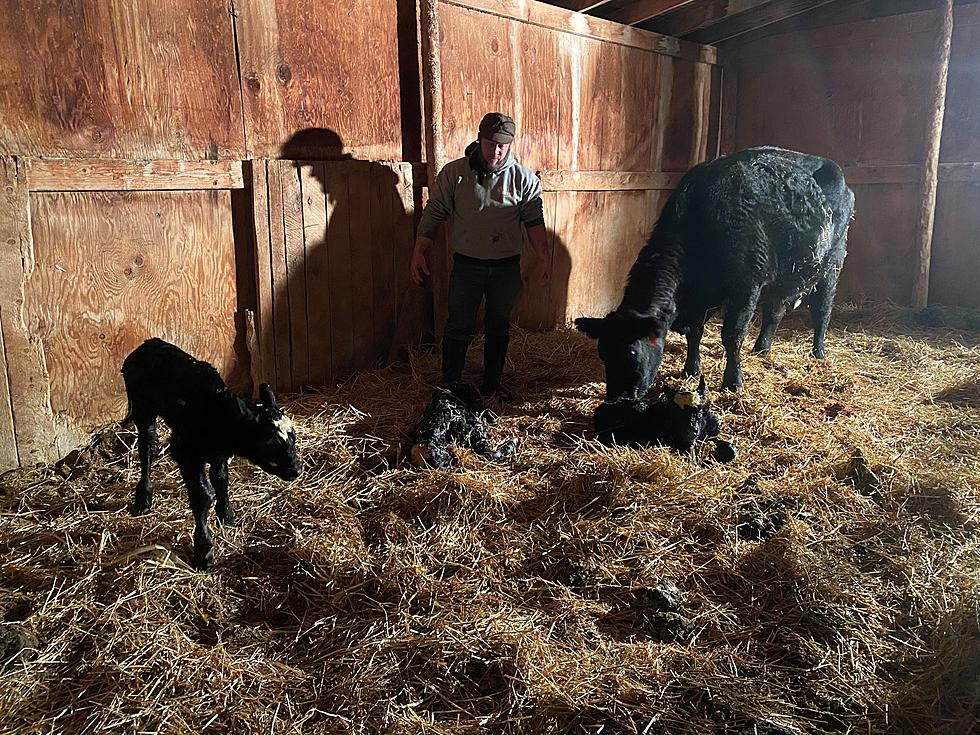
[0,0,978,733]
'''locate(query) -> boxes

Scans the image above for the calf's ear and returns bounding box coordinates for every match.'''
[698,375,707,397]
[259,383,278,408]
[574,316,606,339]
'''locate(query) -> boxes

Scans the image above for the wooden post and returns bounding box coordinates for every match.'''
[419,0,449,341]
[912,0,954,309]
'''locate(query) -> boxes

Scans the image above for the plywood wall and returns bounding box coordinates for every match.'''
[724,4,980,307]
[0,0,244,160]
[24,189,245,450]
[437,0,717,325]
[235,0,404,160]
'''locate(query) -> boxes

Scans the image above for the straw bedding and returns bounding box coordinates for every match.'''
[0,304,978,734]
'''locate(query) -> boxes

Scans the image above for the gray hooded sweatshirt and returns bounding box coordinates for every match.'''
[417,141,545,260]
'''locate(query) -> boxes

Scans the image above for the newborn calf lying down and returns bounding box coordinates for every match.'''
[594,377,737,463]
[406,383,518,470]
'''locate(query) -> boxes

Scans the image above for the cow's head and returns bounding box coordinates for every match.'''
[576,310,668,402]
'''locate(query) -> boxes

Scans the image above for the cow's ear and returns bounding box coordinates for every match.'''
[575,316,607,339]
[617,311,666,343]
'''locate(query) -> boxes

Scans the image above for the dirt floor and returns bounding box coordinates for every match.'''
[1,304,978,734]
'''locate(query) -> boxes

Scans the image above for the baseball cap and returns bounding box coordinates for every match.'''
[478,112,516,144]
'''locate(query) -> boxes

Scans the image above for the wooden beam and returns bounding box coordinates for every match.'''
[26,160,245,192]
[547,0,617,11]
[599,0,702,27]
[913,0,954,308]
[539,170,685,190]
[421,0,449,340]
[640,0,835,42]
[441,0,717,63]
[687,0,840,42]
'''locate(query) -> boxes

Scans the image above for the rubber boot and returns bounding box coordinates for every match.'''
[441,337,470,387]
[480,333,510,398]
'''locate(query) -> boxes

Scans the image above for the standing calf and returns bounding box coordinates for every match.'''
[122,338,303,570]
[577,146,855,399]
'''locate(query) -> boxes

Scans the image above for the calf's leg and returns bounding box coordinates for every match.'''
[209,458,236,526]
[177,459,216,571]
[131,414,158,515]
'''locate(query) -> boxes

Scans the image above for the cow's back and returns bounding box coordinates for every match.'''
[672,147,851,306]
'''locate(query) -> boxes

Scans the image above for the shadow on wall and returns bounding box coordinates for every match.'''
[269,128,430,391]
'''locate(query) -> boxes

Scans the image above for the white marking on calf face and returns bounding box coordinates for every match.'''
[273,415,294,443]
[673,391,700,409]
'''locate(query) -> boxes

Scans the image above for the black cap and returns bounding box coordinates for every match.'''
[478,112,516,144]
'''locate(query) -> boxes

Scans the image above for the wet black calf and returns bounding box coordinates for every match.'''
[594,377,736,463]
[405,383,518,470]
[121,338,303,570]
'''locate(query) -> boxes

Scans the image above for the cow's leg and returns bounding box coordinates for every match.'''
[177,457,216,571]
[683,321,705,377]
[752,298,788,355]
[209,458,236,526]
[130,413,157,515]
[809,263,842,359]
[721,289,762,391]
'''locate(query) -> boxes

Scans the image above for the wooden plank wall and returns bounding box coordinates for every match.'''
[437,0,717,327]
[723,4,980,307]
[252,160,416,392]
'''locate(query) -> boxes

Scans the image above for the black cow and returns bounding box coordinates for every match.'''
[594,376,736,462]
[122,338,303,570]
[576,146,855,399]
[405,383,518,470]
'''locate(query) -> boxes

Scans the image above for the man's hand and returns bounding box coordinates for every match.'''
[410,237,433,285]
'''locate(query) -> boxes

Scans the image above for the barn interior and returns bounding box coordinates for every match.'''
[0,0,978,733]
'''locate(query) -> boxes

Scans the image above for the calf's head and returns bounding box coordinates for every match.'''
[576,310,667,402]
[240,384,304,481]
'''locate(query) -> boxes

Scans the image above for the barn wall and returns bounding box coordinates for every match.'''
[723,4,980,307]
[0,0,414,468]
[437,0,718,327]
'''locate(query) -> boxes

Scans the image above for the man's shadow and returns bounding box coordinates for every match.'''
[274,128,431,389]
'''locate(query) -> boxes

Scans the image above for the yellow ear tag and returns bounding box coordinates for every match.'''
[673,391,700,409]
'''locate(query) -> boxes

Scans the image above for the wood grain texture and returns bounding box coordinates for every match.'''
[0,157,59,467]
[235,0,403,160]
[24,188,242,448]
[251,160,276,388]
[0,0,244,159]
[26,160,245,191]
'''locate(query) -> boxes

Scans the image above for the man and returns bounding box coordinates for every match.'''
[410,112,550,398]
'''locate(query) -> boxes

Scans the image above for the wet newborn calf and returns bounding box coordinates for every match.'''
[594,377,736,462]
[406,383,518,470]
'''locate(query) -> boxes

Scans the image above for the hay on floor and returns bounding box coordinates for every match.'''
[1,304,978,734]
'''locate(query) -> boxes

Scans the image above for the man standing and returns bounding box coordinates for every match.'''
[410,112,550,397]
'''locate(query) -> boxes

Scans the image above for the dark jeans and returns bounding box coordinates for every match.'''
[445,253,523,341]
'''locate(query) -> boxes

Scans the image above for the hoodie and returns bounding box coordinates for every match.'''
[417,141,545,260]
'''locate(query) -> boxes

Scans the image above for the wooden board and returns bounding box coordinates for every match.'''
[939,4,980,163]
[24,189,243,448]
[235,0,403,160]
[262,160,416,388]
[26,160,245,191]
[928,181,980,308]
[0,0,244,159]
[835,184,920,305]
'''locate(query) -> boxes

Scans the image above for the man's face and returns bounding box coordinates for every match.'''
[479,137,511,169]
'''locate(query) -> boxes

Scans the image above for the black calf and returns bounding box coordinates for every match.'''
[405,383,518,470]
[121,338,303,570]
[594,377,736,463]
